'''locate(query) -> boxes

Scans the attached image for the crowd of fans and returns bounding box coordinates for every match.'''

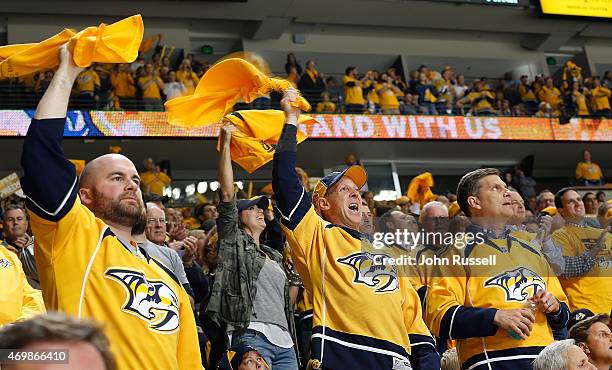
[0,46,611,370]
[3,46,612,119]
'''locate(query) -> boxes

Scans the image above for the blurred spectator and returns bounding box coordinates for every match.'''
[343,66,365,114]
[36,70,54,94]
[298,60,326,104]
[130,54,145,73]
[433,66,453,115]
[2,205,39,288]
[583,192,598,216]
[138,63,164,111]
[568,314,612,370]
[457,80,495,116]
[569,81,590,117]
[400,93,420,115]
[163,71,188,100]
[575,150,604,186]
[597,202,611,229]
[533,339,595,370]
[497,99,512,116]
[285,53,303,75]
[74,65,101,109]
[536,190,555,213]
[140,158,172,196]
[316,91,337,113]
[535,102,553,118]
[0,312,115,370]
[110,64,136,107]
[195,203,219,225]
[590,78,612,117]
[176,60,200,95]
[376,73,402,115]
[518,75,539,115]
[538,77,562,116]
[414,72,438,114]
[451,74,469,105]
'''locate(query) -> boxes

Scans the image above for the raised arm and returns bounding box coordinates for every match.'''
[218,123,236,202]
[35,45,82,120]
[272,89,312,230]
[21,44,83,222]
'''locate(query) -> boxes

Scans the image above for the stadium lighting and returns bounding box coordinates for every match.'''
[197,181,208,193]
[236,181,244,190]
[373,190,401,201]
[185,184,196,197]
[163,186,172,198]
[172,187,181,200]
[209,181,220,192]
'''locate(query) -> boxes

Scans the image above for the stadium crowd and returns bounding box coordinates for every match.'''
[3,41,612,118]
[0,45,611,370]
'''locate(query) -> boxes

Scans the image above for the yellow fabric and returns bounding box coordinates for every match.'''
[518,84,537,102]
[110,71,135,98]
[467,91,494,113]
[591,86,611,111]
[573,91,589,115]
[343,76,365,105]
[68,159,86,177]
[538,86,561,108]
[138,75,163,99]
[140,170,171,196]
[219,110,315,173]
[0,246,45,326]
[176,70,200,95]
[316,102,336,113]
[75,69,100,94]
[575,162,603,181]
[376,83,400,109]
[0,15,143,78]
[165,58,311,127]
[448,201,461,218]
[364,80,379,104]
[139,34,161,53]
[553,225,612,313]
[29,198,202,370]
[407,172,436,208]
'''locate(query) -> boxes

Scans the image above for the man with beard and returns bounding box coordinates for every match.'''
[20,45,201,370]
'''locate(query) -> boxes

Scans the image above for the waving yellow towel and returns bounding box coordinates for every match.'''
[407,172,437,208]
[219,110,315,173]
[0,14,143,78]
[165,58,311,127]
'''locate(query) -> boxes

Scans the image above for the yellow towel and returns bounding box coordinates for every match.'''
[165,58,311,127]
[219,110,315,173]
[407,172,436,207]
[0,15,143,78]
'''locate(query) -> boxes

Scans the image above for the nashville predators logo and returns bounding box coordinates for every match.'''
[337,252,399,293]
[0,258,13,269]
[484,267,546,302]
[105,268,180,333]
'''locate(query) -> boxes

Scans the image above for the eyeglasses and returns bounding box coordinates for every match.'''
[147,218,166,225]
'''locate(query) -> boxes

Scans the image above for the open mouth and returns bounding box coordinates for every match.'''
[348,202,359,213]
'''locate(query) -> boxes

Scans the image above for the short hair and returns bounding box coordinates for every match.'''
[582,192,595,202]
[456,168,500,217]
[0,312,115,370]
[440,347,460,370]
[569,313,610,344]
[419,201,449,223]
[532,339,575,370]
[3,205,27,219]
[195,203,216,218]
[345,66,356,76]
[554,187,575,209]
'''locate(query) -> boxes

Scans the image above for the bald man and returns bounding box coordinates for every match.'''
[20,45,201,370]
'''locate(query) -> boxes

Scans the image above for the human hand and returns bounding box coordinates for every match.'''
[13,236,29,250]
[169,223,188,241]
[494,308,535,340]
[280,88,301,125]
[58,43,84,80]
[220,122,237,146]
[530,290,560,314]
[536,215,552,242]
[182,236,198,266]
